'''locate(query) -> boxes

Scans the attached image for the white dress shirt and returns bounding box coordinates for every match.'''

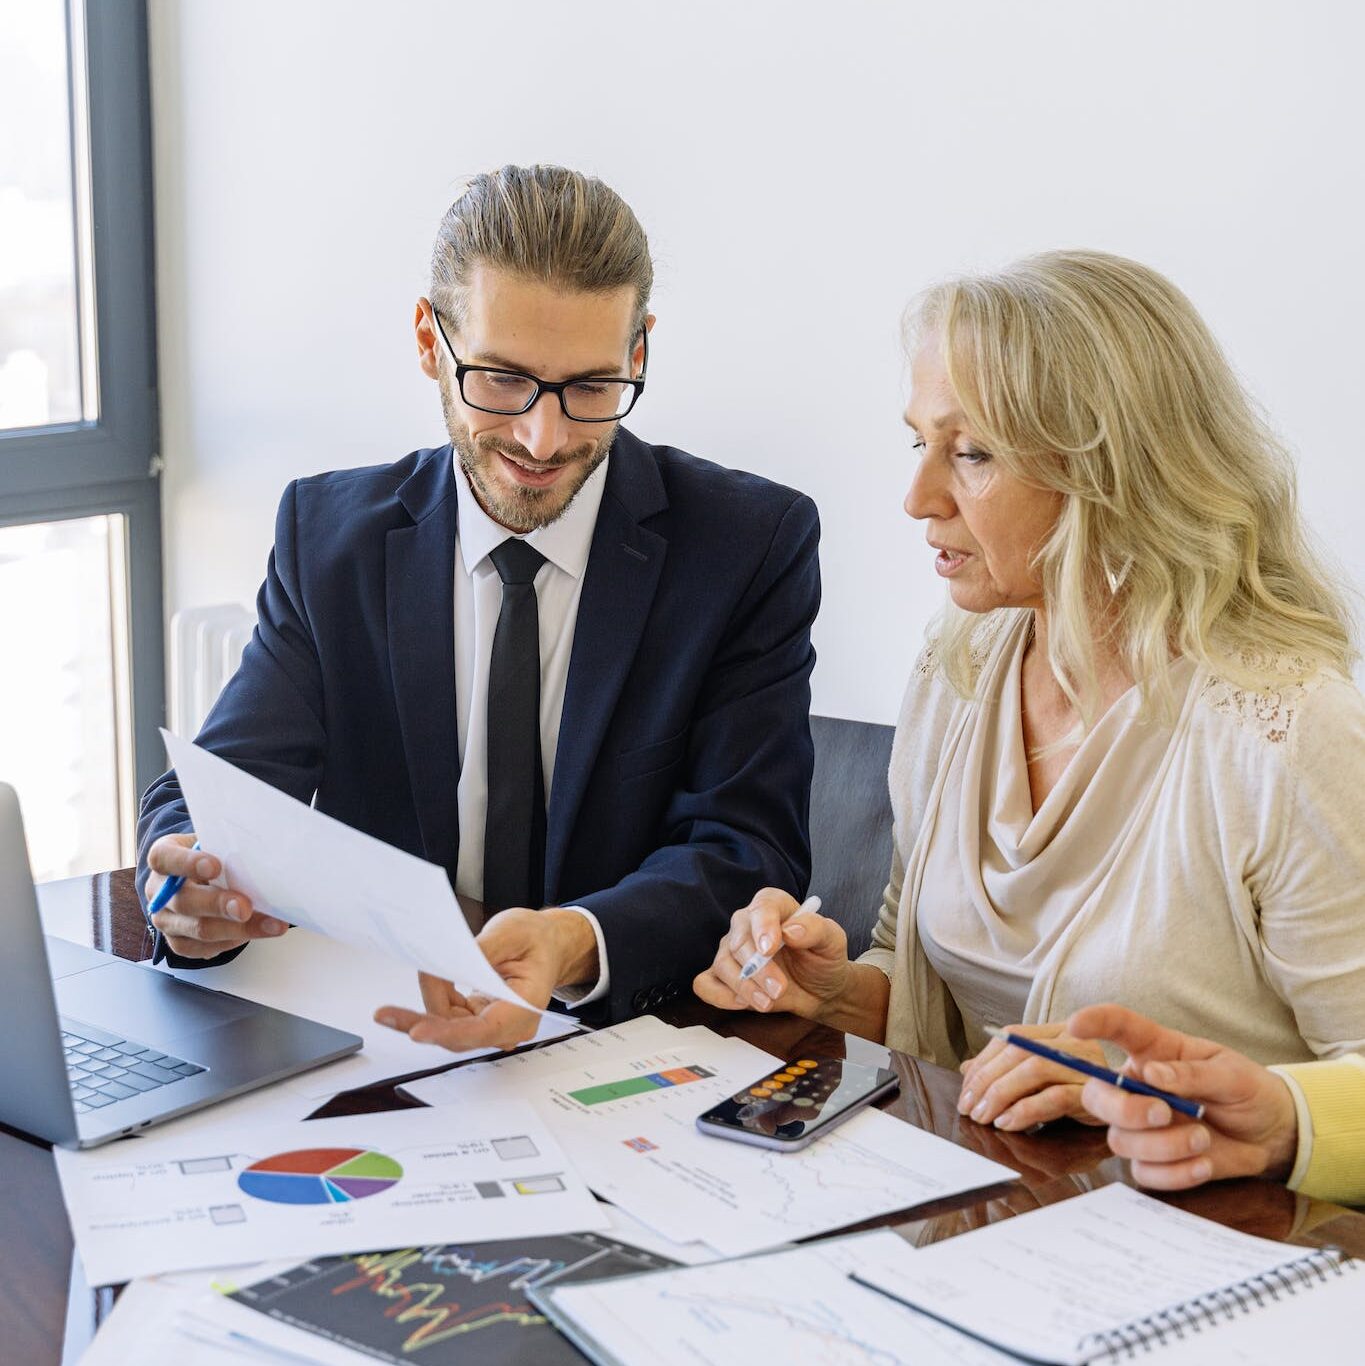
[452,452,610,1006]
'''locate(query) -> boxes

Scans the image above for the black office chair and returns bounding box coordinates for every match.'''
[808,714,896,956]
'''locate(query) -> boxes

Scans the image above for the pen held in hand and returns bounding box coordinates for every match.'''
[144,839,202,923]
[738,895,822,982]
[985,1026,1206,1121]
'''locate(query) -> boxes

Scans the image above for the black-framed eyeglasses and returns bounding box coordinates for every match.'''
[430,304,647,423]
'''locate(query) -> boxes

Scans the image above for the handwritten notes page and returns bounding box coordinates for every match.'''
[853,1183,1317,1364]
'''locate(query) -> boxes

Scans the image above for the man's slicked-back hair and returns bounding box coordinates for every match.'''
[430,164,654,340]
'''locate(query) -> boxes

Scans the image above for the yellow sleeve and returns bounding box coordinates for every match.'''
[1269,1056,1365,1205]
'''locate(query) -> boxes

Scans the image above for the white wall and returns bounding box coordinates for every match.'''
[148,0,1365,723]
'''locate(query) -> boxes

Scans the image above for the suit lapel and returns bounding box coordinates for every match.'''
[386,449,460,874]
[545,433,668,896]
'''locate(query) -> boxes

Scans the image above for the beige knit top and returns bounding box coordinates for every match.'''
[858,612,1365,1069]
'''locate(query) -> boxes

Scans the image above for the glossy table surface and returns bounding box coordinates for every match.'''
[7,870,1364,1363]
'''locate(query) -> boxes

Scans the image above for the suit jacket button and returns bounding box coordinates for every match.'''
[647,985,665,1008]
[665,980,681,1000]
[630,989,650,1013]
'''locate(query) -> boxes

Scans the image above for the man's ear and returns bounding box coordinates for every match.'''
[415,298,440,381]
[632,313,656,376]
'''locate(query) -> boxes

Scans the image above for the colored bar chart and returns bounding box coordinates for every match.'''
[568,1064,715,1107]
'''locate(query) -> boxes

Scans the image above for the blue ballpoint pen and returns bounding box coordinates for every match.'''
[986,1026,1206,1121]
[143,839,201,927]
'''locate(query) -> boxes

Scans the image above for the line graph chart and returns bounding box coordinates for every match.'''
[536,1235,1016,1365]
[229,1232,677,1364]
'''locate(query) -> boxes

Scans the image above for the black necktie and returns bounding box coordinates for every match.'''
[483,538,547,911]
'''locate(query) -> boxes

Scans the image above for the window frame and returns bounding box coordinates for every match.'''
[0,0,165,815]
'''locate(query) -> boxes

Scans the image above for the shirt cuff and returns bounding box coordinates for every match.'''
[1267,1065,1314,1190]
[549,906,610,1007]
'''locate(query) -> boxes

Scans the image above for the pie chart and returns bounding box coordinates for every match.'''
[237,1147,403,1205]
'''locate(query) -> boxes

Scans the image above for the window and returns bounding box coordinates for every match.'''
[0,0,161,879]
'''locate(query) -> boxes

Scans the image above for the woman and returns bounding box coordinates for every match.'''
[694,250,1365,1132]
[1068,1004,1365,1205]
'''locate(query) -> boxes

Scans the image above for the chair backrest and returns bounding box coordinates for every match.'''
[808,714,896,957]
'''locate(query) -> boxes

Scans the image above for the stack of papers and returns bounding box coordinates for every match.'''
[531,1186,1364,1366]
[404,1016,1017,1257]
[77,1204,716,1366]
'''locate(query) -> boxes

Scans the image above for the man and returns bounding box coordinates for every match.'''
[138,164,820,1049]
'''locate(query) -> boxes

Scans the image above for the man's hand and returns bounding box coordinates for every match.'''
[374,906,598,1053]
[145,832,289,960]
[1068,1004,1299,1190]
[958,1021,1109,1130]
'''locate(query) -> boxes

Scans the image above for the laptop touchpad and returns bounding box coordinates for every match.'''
[45,934,119,978]
[54,957,257,1046]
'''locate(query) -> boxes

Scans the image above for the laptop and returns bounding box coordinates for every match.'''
[0,782,362,1149]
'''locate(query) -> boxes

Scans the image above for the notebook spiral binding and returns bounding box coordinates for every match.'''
[1082,1247,1357,1360]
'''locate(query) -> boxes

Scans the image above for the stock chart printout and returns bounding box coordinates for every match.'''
[226,1233,677,1364]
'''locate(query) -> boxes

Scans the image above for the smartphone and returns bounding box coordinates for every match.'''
[695,1056,899,1151]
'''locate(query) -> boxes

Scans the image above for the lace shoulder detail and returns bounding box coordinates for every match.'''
[1198,655,1335,745]
[915,610,1019,687]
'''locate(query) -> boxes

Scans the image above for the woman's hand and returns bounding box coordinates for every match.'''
[958,1022,1109,1129]
[1068,1004,1299,1190]
[692,888,852,1019]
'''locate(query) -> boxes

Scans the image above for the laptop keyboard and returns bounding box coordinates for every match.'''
[62,1026,206,1113]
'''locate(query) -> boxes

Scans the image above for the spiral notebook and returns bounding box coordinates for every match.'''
[852,1182,1358,1364]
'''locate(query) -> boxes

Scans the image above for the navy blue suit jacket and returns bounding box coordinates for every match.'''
[137,429,821,1025]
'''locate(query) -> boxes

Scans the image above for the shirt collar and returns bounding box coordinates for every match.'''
[453,447,610,580]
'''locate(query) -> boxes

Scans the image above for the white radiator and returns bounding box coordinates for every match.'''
[169,604,254,737]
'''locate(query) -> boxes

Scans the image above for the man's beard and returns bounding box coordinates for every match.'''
[441,376,614,533]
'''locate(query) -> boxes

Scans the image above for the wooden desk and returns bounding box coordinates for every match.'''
[8,871,1364,1363]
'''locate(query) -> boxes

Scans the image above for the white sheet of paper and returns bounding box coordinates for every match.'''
[561,1085,1017,1255]
[599,1201,723,1266]
[399,1013,689,1106]
[78,1261,301,1366]
[541,1231,1016,1366]
[852,1183,1316,1364]
[156,924,578,1099]
[178,1293,372,1366]
[162,732,536,1013]
[411,1022,1015,1255]
[77,1279,264,1366]
[56,1100,608,1286]
[1151,1266,1360,1364]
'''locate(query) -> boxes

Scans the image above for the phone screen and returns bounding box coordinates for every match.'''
[696,1057,897,1145]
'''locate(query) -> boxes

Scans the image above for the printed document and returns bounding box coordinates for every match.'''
[402,1013,701,1107]
[163,732,540,1013]
[536,1231,1015,1365]
[408,1021,1017,1255]
[55,1100,607,1285]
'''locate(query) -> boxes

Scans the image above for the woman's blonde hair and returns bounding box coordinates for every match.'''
[910,249,1357,721]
